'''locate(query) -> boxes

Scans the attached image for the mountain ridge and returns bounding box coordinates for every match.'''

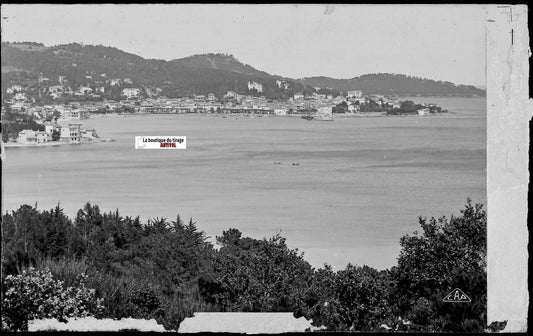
[298,73,485,97]
[1,42,485,98]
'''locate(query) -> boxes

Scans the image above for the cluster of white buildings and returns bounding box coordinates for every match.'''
[347,90,363,98]
[291,91,358,112]
[276,80,289,90]
[121,87,142,98]
[16,129,50,144]
[129,90,336,116]
[16,122,97,145]
[5,71,435,122]
[247,81,263,93]
[3,74,158,103]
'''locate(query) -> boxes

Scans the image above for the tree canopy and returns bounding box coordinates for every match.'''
[1,199,490,332]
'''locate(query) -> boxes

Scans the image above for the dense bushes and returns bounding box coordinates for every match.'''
[1,268,104,331]
[1,199,488,331]
[297,264,393,331]
[389,199,487,332]
[199,229,314,312]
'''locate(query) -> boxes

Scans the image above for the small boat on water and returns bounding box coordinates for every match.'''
[301,114,333,121]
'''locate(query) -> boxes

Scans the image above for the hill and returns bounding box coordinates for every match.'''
[1,42,485,99]
[298,73,485,97]
[171,53,272,77]
[1,42,309,99]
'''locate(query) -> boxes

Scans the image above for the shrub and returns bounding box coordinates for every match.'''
[125,283,163,319]
[36,257,90,288]
[301,264,393,331]
[199,230,314,313]
[390,199,487,332]
[1,267,104,331]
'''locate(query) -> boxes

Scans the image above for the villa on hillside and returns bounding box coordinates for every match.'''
[293,92,304,100]
[122,87,142,98]
[347,90,363,98]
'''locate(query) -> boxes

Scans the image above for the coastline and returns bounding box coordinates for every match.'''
[86,111,447,119]
[3,139,113,148]
[4,141,70,148]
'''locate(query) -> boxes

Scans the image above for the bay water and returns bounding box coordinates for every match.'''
[2,97,486,270]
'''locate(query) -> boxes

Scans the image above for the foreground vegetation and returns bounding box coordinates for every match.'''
[1,199,491,331]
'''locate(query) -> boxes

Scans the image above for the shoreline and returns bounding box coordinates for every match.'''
[4,142,70,148]
[87,111,449,119]
[4,139,114,148]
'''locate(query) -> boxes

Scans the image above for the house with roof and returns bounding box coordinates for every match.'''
[347,90,363,98]
[332,95,346,105]
[225,91,237,99]
[6,85,23,94]
[108,78,122,86]
[48,85,64,99]
[14,92,27,101]
[276,79,289,90]
[17,130,37,144]
[122,87,142,98]
[38,75,50,84]
[48,85,64,94]
[193,94,206,102]
[247,81,263,93]
[10,101,29,112]
[76,86,93,96]
[59,123,84,142]
[36,131,50,143]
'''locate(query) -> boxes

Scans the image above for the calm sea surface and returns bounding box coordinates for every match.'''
[2,97,486,270]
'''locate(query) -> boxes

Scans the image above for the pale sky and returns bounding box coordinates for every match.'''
[1,4,487,86]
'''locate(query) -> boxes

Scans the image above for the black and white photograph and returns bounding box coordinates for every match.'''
[0,4,528,333]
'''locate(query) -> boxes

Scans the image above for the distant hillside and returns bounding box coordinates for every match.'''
[1,42,485,99]
[1,42,163,86]
[171,53,272,78]
[298,74,485,97]
[1,43,309,99]
[167,54,309,98]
